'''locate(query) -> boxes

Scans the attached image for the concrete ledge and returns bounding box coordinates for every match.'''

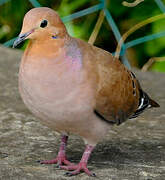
[0,45,165,180]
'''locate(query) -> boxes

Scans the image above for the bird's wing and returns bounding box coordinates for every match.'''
[90,46,159,125]
[75,38,159,125]
[93,49,159,125]
[93,50,140,125]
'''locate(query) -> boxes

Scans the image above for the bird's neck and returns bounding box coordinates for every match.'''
[23,36,83,71]
[25,37,66,59]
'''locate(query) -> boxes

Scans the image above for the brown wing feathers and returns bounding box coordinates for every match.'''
[95,60,159,124]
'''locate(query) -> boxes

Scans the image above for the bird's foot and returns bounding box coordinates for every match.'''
[39,135,73,167]
[39,155,74,167]
[60,162,96,177]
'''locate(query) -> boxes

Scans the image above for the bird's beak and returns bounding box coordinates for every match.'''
[13,29,34,48]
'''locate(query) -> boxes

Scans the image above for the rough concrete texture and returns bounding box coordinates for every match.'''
[0,45,165,180]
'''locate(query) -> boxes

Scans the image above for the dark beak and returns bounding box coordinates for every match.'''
[13,30,33,48]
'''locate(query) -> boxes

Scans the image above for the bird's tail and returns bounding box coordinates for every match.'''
[149,97,160,108]
[129,90,159,119]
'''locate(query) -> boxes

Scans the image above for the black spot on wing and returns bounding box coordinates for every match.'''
[130,72,136,78]
[132,80,135,89]
[129,71,137,96]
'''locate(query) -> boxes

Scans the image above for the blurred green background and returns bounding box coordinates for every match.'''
[0,0,165,72]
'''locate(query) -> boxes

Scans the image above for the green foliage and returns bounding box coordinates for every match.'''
[57,0,98,39]
[151,61,165,72]
[145,18,165,55]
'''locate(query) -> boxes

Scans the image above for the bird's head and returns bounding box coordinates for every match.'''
[13,7,68,48]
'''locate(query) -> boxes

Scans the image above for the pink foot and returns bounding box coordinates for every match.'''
[39,155,74,166]
[39,135,74,166]
[60,162,96,177]
[60,145,96,176]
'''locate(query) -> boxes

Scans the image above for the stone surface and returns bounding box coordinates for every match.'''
[0,45,165,180]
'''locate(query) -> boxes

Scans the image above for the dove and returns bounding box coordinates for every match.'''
[13,7,159,176]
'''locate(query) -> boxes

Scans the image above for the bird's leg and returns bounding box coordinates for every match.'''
[60,144,96,176]
[40,134,73,166]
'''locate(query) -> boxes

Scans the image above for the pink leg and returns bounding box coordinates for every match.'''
[39,135,73,166]
[60,144,96,176]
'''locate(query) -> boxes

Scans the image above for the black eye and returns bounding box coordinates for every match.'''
[40,20,48,28]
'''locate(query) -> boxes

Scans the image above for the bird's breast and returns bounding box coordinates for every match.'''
[19,54,95,131]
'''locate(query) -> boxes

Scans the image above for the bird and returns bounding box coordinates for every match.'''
[13,7,159,177]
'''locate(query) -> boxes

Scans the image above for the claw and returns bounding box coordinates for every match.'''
[91,173,96,177]
[61,162,95,176]
[65,172,74,176]
[39,156,73,166]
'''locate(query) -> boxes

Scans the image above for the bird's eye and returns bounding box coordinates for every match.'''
[40,20,48,28]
